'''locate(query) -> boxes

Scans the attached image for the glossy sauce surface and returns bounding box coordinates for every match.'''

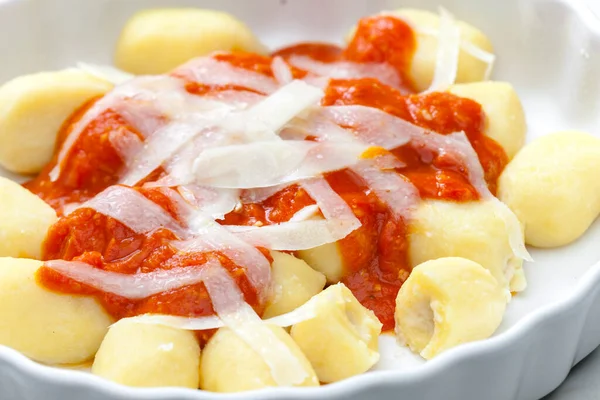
[27,15,508,331]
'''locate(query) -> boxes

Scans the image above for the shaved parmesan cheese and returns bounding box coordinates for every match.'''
[241,185,289,203]
[75,185,187,237]
[192,140,370,189]
[172,207,271,296]
[218,80,324,141]
[301,178,359,223]
[77,62,135,85]
[177,185,240,220]
[271,56,294,85]
[425,7,461,93]
[460,40,496,80]
[226,218,359,251]
[44,260,207,299]
[172,57,279,94]
[109,131,143,166]
[352,162,419,220]
[288,55,404,91]
[492,198,533,262]
[289,205,320,222]
[201,262,309,386]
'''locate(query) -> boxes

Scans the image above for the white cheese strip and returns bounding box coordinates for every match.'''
[271,56,294,85]
[289,205,320,222]
[424,7,461,93]
[287,55,404,91]
[44,260,208,299]
[108,131,143,167]
[192,140,370,189]
[172,57,279,95]
[177,185,240,220]
[240,185,289,203]
[301,177,359,222]
[225,218,359,251]
[74,185,188,238]
[171,204,271,296]
[201,261,309,386]
[352,161,419,220]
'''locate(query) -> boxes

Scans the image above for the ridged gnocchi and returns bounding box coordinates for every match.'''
[0,177,57,259]
[263,251,326,318]
[395,257,507,359]
[115,9,266,75]
[0,69,112,174]
[92,319,200,388]
[200,325,318,392]
[409,199,526,293]
[498,130,600,248]
[290,284,382,383]
[0,258,113,364]
[448,81,527,159]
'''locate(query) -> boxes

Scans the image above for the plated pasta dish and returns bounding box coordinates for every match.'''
[0,6,599,393]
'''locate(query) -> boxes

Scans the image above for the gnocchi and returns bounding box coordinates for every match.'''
[200,325,318,392]
[448,81,527,159]
[0,177,57,259]
[0,69,112,174]
[290,284,382,383]
[92,319,200,388]
[262,251,326,318]
[0,258,112,364]
[409,199,526,293]
[395,257,507,359]
[498,130,600,247]
[115,9,267,75]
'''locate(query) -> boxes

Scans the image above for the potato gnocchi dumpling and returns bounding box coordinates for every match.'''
[200,325,318,392]
[391,8,494,92]
[290,284,382,383]
[0,258,113,364]
[296,241,345,284]
[409,199,526,293]
[498,130,600,248]
[395,257,507,359]
[0,177,57,259]
[92,319,200,388]
[115,9,267,75]
[0,69,112,174]
[262,251,326,319]
[448,81,527,159]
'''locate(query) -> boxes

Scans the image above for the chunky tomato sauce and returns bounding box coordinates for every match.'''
[26,15,508,331]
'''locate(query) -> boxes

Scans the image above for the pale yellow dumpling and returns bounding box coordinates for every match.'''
[395,257,507,359]
[409,199,526,293]
[0,177,57,259]
[92,319,200,388]
[297,241,345,283]
[346,8,493,92]
[262,251,326,318]
[200,325,318,392]
[448,81,527,159]
[498,130,600,248]
[0,69,112,174]
[395,8,493,91]
[0,258,113,365]
[115,8,267,75]
[290,283,382,383]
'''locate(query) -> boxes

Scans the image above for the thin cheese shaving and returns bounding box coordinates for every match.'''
[192,140,370,189]
[201,261,309,386]
[425,7,461,93]
[44,260,208,299]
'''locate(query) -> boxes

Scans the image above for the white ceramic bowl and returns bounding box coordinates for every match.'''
[0,0,599,399]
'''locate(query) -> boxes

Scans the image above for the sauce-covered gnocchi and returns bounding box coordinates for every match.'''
[0,4,595,394]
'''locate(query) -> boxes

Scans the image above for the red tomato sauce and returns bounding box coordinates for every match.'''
[26,15,508,331]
